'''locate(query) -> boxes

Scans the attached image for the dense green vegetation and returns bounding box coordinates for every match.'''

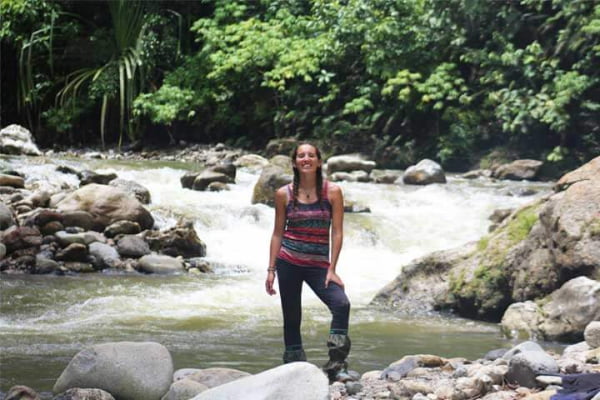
[2,0,598,170]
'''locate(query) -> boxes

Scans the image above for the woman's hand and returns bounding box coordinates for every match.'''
[325,270,345,289]
[265,271,277,295]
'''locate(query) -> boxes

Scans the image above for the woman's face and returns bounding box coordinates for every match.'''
[294,144,321,174]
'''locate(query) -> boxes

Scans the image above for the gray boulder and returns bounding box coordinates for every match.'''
[109,179,151,204]
[193,171,231,191]
[0,124,42,156]
[190,362,329,400]
[584,321,600,348]
[492,159,544,181]
[326,154,376,175]
[505,351,558,388]
[185,368,251,388]
[265,137,298,157]
[117,235,151,258]
[251,162,293,207]
[53,341,173,400]
[233,154,269,172]
[144,224,206,258]
[161,379,208,400]
[0,202,15,229]
[89,242,121,269]
[501,341,545,361]
[402,159,446,185]
[104,220,141,238]
[55,184,154,231]
[138,254,185,274]
[0,173,25,188]
[78,170,118,186]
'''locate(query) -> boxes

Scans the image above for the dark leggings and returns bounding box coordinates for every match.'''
[276,261,350,349]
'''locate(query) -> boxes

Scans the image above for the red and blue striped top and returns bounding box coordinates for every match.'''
[277,181,331,269]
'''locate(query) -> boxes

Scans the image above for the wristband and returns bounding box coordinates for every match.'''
[267,267,276,272]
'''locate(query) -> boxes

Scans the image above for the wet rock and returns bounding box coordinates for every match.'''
[104,220,141,238]
[180,171,199,189]
[330,171,370,182]
[210,162,236,181]
[56,165,79,175]
[0,124,42,156]
[0,243,6,260]
[327,154,376,175]
[381,356,420,380]
[370,169,402,184]
[251,161,293,207]
[186,367,251,388]
[109,179,151,204]
[78,170,118,186]
[1,226,42,253]
[55,184,154,230]
[63,262,94,273]
[501,301,544,339]
[161,379,208,400]
[402,159,446,185]
[55,243,88,262]
[506,351,558,388]
[40,221,64,236]
[20,208,62,228]
[584,321,600,348]
[207,182,229,191]
[145,224,206,258]
[62,211,95,231]
[265,137,298,157]
[55,231,99,247]
[192,171,231,191]
[233,154,269,171]
[461,169,492,179]
[54,341,173,400]
[89,242,121,269]
[4,384,41,400]
[53,388,115,400]
[35,254,59,274]
[117,235,150,258]
[187,258,213,273]
[0,202,15,229]
[190,362,328,400]
[138,254,185,274]
[492,159,544,181]
[0,173,25,188]
[502,341,546,360]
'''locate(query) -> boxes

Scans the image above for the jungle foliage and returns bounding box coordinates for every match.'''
[1,0,598,170]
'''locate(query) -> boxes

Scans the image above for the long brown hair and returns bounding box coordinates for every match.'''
[291,143,324,209]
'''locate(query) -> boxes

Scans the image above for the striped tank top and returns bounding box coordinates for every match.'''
[277,181,332,268]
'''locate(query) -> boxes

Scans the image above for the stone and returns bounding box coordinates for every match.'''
[161,379,208,400]
[190,362,328,400]
[89,242,121,269]
[55,243,88,262]
[117,235,151,258]
[505,351,559,388]
[210,162,236,181]
[40,221,64,236]
[53,388,115,400]
[501,301,544,339]
[382,356,419,380]
[265,137,298,157]
[402,159,446,185]
[138,254,185,274]
[192,171,231,191]
[63,262,95,273]
[186,367,251,388]
[54,231,100,247]
[0,202,15,229]
[109,179,151,204]
[145,224,206,258]
[326,154,376,174]
[585,321,600,348]
[0,173,25,188]
[0,243,6,260]
[4,385,40,400]
[492,159,544,181]
[207,181,229,191]
[55,184,154,231]
[345,381,363,396]
[78,170,118,186]
[35,254,59,274]
[233,154,269,171]
[554,155,600,191]
[53,341,173,400]
[502,341,546,360]
[0,124,42,156]
[1,226,42,253]
[370,169,402,184]
[180,171,199,189]
[104,220,141,238]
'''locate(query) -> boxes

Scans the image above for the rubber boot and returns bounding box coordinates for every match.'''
[322,333,352,382]
[283,346,307,363]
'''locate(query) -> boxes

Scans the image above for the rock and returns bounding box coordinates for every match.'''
[117,235,151,258]
[538,277,600,341]
[381,356,420,380]
[584,321,600,348]
[0,173,25,188]
[186,367,251,388]
[345,381,363,396]
[89,242,121,269]
[505,351,559,388]
[55,184,154,231]
[342,200,371,213]
[138,254,185,274]
[1,226,42,253]
[0,202,15,229]
[35,254,59,274]
[0,124,42,156]
[402,159,446,185]
[233,154,269,171]
[63,262,94,273]
[461,169,492,179]
[78,170,118,186]
[145,224,206,258]
[192,171,231,191]
[53,341,173,400]
[501,301,544,339]
[55,243,88,262]
[370,169,402,184]
[104,220,141,238]
[53,388,115,400]
[161,379,208,400]
[326,154,376,174]
[4,385,40,400]
[207,182,229,191]
[554,155,600,191]
[210,162,236,181]
[109,179,151,204]
[180,171,199,189]
[0,243,6,260]
[484,349,508,361]
[190,362,328,400]
[502,341,546,360]
[492,160,544,181]
[330,170,370,182]
[187,258,213,273]
[251,162,293,206]
[265,137,298,157]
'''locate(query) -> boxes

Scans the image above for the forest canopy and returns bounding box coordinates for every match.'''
[1,0,598,171]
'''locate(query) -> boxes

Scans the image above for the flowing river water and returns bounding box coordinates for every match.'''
[0,155,556,394]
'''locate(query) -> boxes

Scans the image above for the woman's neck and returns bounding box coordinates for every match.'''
[298,173,317,190]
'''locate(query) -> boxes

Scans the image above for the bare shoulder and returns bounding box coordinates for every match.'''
[274,185,289,203]
[327,181,343,199]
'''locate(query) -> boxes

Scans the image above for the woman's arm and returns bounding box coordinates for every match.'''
[266,187,287,295]
[326,183,344,288]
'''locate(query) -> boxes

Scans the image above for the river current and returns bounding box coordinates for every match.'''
[0,155,555,393]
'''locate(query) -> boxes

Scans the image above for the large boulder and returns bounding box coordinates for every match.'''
[0,173,25,188]
[251,160,293,207]
[326,154,376,175]
[505,351,559,388]
[144,223,206,258]
[554,155,600,191]
[185,367,251,388]
[192,171,231,191]
[109,179,151,204]
[190,362,329,400]
[0,124,42,156]
[492,159,544,181]
[55,184,154,231]
[402,159,446,185]
[265,137,298,157]
[137,254,185,274]
[53,342,173,400]
[233,154,269,172]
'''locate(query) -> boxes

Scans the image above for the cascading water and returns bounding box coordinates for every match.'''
[0,155,553,393]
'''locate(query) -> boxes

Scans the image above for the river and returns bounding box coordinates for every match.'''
[0,155,556,394]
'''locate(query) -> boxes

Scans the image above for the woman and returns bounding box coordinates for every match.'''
[265,143,352,382]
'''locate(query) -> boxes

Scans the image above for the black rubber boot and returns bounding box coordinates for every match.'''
[283,347,307,363]
[322,333,352,382]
